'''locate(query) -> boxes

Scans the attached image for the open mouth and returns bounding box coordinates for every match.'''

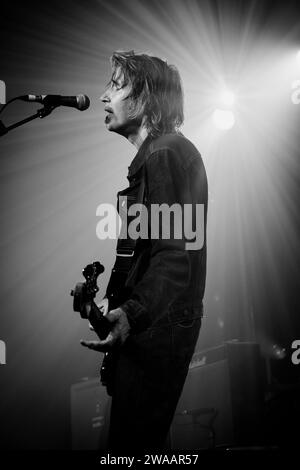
[104,108,113,123]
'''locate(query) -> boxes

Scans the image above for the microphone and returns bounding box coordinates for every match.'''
[20,94,90,111]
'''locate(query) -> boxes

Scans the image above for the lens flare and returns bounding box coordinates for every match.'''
[220,90,236,107]
[212,108,235,130]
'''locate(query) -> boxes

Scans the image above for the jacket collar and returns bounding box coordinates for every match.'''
[127,135,153,181]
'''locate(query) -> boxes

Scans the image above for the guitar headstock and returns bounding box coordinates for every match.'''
[71,261,105,318]
[82,261,104,293]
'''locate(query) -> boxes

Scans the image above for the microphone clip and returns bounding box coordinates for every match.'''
[38,104,57,118]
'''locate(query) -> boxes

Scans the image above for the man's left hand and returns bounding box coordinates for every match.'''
[80,307,130,352]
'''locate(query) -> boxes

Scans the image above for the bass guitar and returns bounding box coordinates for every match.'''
[70,261,115,396]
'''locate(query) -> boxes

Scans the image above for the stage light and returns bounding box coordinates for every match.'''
[272,344,286,360]
[212,109,235,130]
[220,89,236,107]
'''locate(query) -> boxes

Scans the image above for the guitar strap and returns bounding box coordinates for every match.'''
[105,162,147,308]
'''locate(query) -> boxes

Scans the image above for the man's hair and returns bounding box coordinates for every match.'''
[110,50,184,137]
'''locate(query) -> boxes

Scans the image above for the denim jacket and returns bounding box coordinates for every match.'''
[106,133,208,333]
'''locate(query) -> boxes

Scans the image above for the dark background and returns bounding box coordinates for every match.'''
[0,0,299,450]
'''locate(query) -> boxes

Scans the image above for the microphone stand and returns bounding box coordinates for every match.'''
[0,105,56,138]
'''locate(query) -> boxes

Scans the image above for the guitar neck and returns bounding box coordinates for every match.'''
[88,301,111,340]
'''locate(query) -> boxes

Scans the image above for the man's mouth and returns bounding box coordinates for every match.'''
[104,107,113,124]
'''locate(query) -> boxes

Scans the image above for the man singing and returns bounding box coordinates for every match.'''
[81,50,208,452]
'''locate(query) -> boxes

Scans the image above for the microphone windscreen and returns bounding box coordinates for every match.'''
[77,94,90,111]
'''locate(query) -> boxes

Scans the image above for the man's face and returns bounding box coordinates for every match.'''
[100,68,140,137]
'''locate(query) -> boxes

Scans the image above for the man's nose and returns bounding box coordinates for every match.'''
[100,89,110,102]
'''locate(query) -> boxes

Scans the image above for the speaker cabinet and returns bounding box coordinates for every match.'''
[71,378,111,450]
[170,341,265,450]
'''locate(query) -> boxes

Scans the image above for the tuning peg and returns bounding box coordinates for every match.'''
[82,264,94,280]
[93,261,105,275]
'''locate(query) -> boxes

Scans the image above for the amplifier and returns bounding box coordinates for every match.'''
[170,341,265,450]
[71,378,111,450]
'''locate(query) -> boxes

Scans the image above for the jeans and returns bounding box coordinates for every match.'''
[108,315,201,452]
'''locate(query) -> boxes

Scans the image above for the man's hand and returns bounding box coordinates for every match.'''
[80,307,131,352]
